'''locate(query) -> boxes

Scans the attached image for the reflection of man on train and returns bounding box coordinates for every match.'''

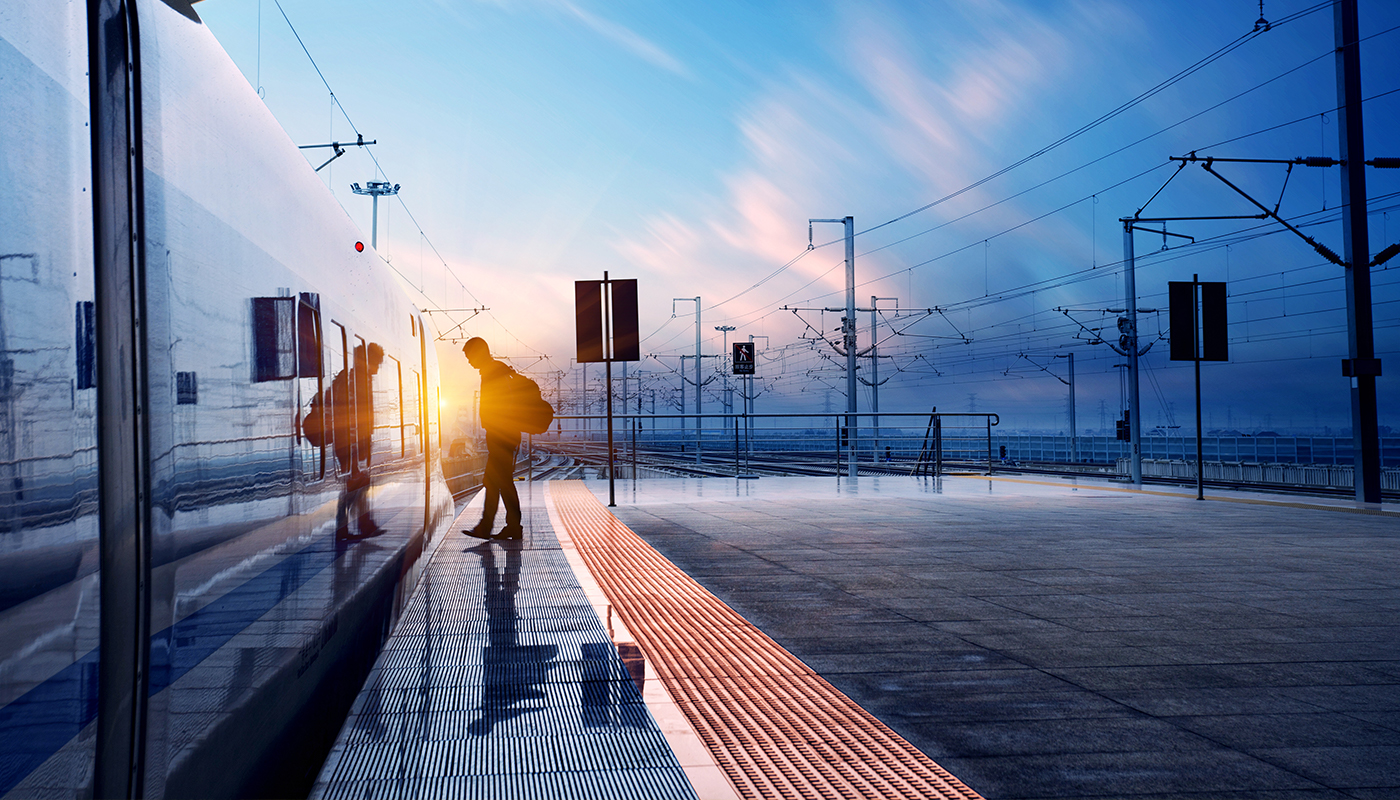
[461,337,524,541]
[332,342,384,538]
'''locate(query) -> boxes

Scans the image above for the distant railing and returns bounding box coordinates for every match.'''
[524,411,999,476]
[991,432,1400,468]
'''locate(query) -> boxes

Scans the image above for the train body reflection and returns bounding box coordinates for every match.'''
[1,1,454,797]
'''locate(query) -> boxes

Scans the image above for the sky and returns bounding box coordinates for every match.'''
[197,0,1400,437]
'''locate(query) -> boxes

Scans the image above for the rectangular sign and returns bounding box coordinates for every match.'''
[575,280,605,363]
[1169,280,1228,362]
[611,279,640,362]
[575,277,640,363]
[733,341,755,375]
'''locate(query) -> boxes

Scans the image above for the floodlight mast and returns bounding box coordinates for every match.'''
[350,180,400,250]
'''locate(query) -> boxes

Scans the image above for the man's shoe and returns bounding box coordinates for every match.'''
[462,521,494,539]
[494,523,524,540]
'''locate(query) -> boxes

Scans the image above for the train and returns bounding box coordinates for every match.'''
[1,0,458,796]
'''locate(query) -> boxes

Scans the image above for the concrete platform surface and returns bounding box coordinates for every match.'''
[597,474,1400,800]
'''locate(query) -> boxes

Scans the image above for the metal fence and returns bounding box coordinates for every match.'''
[534,411,998,474]
[991,433,1400,468]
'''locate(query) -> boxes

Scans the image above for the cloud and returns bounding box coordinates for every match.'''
[552,0,690,78]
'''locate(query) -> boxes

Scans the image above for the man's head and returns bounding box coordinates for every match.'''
[462,337,491,369]
[354,342,385,374]
[367,342,384,374]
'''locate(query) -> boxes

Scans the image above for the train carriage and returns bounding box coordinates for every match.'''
[0,1,456,796]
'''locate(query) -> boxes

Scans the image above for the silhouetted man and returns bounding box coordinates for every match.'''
[462,337,523,540]
[332,342,384,538]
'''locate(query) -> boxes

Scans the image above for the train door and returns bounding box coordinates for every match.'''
[378,354,402,465]
[414,314,432,532]
[295,294,324,504]
[327,323,348,477]
[352,334,368,471]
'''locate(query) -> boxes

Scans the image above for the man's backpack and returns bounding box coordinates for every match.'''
[497,369,555,435]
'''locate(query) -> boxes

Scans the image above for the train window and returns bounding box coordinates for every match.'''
[76,300,96,389]
[406,368,421,457]
[376,353,401,460]
[252,296,296,381]
[395,357,405,457]
[297,293,322,378]
[176,372,198,404]
[328,322,348,474]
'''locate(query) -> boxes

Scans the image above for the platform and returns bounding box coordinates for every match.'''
[315,473,1400,799]
[309,480,700,799]
[603,474,1400,798]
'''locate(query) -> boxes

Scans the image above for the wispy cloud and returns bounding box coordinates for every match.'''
[552,0,690,78]
[610,0,1137,320]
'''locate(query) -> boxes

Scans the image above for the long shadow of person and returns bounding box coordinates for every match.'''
[466,541,556,737]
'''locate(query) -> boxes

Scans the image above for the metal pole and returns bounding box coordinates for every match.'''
[734,417,739,476]
[1336,0,1381,503]
[1068,352,1076,464]
[606,361,615,505]
[835,414,842,483]
[604,272,615,507]
[844,217,857,477]
[1194,275,1205,501]
[987,416,993,473]
[694,300,702,464]
[716,326,734,432]
[370,193,379,250]
[1123,219,1143,486]
[870,296,879,458]
[934,414,942,476]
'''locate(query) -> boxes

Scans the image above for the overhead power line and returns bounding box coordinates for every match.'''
[270,0,545,358]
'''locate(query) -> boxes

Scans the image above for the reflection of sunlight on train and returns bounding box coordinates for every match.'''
[1,1,455,797]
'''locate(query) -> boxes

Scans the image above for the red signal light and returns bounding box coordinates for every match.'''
[355,241,364,252]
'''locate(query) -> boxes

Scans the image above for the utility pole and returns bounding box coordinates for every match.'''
[674,297,702,462]
[715,325,736,428]
[1121,219,1143,486]
[868,296,897,455]
[811,217,857,477]
[1336,0,1382,503]
[350,180,399,250]
[744,335,769,460]
[1066,352,1076,464]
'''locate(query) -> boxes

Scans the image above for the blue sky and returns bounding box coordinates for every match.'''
[199,0,1400,435]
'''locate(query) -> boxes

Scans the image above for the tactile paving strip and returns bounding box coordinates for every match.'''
[548,481,984,800]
